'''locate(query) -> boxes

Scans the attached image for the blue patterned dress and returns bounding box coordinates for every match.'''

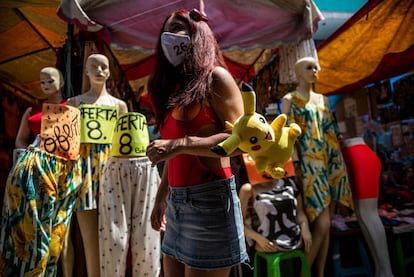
[285,91,353,222]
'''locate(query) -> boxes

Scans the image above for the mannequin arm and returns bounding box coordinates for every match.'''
[15,108,32,149]
[296,194,312,253]
[281,95,292,115]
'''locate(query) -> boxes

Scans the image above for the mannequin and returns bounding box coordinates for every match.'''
[15,67,65,149]
[239,177,312,254]
[281,57,353,277]
[98,112,161,277]
[0,67,82,276]
[341,137,394,277]
[67,53,128,277]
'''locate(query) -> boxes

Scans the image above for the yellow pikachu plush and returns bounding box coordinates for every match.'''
[211,83,301,179]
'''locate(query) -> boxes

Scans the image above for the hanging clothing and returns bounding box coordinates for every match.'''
[286,91,353,222]
[0,103,82,276]
[99,157,161,277]
[0,147,82,276]
[253,177,303,251]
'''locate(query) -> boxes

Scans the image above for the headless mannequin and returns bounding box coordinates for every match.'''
[281,57,353,277]
[3,67,79,276]
[67,54,128,277]
[239,179,312,254]
[31,68,74,277]
[14,69,73,276]
[341,137,394,277]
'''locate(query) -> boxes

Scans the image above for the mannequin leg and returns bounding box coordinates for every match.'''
[60,221,74,277]
[308,207,331,277]
[354,199,394,277]
[99,158,129,277]
[131,161,161,276]
[77,209,100,277]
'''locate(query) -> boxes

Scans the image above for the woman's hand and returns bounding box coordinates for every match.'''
[146,139,177,165]
[151,197,167,232]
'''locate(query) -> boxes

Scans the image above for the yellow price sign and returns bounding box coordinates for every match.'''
[79,104,118,144]
[110,112,150,156]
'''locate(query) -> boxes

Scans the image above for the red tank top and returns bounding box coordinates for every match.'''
[160,104,232,187]
[28,101,67,135]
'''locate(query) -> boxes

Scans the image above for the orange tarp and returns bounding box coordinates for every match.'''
[0,2,67,101]
[317,0,414,95]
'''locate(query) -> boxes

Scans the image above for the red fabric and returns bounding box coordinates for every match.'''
[341,144,381,199]
[122,54,155,81]
[160,105,232,187]
[139,92,153,109]
[224,56,255,82]
[28,101,67,135]
[28,103,43,135]
[121,54,254,83]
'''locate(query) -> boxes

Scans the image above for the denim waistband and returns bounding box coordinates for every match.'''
[168,176,235,203]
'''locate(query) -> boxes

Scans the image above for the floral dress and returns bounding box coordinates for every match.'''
[77,143,111,210]
[286,91,353,222]
[0,103,82,276]
[0,147,82,276]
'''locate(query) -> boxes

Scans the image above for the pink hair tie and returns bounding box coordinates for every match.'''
[189,8,208,22]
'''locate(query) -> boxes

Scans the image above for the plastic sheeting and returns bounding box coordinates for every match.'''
[0,1,67,101]
[317,0,414,95]
[0,0,323,100]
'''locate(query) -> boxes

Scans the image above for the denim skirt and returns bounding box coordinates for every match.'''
[162,176,248,269]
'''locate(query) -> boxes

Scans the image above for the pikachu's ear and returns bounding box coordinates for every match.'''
[241,83,256,115]
[270,113,287,131]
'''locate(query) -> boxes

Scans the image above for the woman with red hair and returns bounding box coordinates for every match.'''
[146,9,248,277]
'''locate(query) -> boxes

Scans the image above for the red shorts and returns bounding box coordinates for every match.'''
[341,143,381,199]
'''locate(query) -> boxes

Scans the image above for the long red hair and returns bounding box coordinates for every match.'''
[148,9,227,131]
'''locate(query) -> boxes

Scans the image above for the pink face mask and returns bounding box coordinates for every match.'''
[161,32,191,66]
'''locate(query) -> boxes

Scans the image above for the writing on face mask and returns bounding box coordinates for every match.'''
[161,32,191,66]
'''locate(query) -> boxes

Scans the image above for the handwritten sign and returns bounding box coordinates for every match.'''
[40,103,80,160]
[110,112,150,156]
[79,104,118,144]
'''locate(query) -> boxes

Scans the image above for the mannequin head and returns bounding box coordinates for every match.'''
[85,54,110,84]
[294,57,320,84]
[39,67,64,96]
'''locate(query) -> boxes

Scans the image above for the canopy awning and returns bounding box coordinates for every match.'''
[56,0,322,93]
[316,0,414,95]
[0,1,67,101]
[1,0,323,101]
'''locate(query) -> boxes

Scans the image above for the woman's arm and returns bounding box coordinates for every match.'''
[146,66,244,164]
[147,133,245,165]
[15,108,32,149]
[150,164,169,232]
[210,66,244,125]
